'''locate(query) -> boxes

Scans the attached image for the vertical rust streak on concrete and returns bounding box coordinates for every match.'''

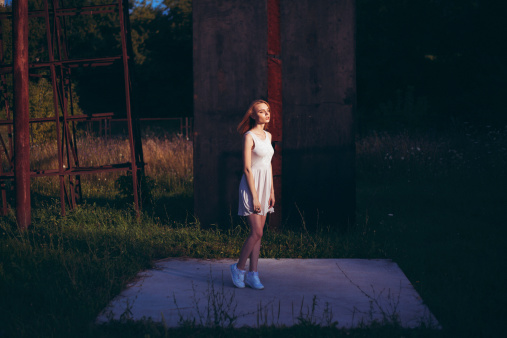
[13,0,31,228]
[267,0,282,227]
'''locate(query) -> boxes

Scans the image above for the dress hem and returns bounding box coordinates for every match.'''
[238,209,274,217]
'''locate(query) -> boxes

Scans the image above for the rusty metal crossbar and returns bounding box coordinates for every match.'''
[0,3,119,19]
[0,0,144,221]
[0,56,123,74]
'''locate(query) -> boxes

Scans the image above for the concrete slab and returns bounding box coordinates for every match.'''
[97,258,439,328]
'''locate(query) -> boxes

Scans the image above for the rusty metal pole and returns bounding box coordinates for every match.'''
[43,0,66,215]
[52,0,79,209]
[12,0,31,229]
[118,0,140,213]
[0,23,12,215]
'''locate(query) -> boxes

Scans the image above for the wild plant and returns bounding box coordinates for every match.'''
[336,263,401,327]
[294,295,338,328]
[173,268,239,328]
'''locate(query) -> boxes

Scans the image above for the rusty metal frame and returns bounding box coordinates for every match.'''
[0,0,144,219]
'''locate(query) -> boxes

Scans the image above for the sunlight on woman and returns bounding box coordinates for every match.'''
[230,100,275,290]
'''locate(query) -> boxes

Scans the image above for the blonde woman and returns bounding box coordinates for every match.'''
[230,100,275,290]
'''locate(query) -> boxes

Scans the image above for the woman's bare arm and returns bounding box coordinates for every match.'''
[267,132,275,208]
[269,163,275,208]
[243,133,261,211]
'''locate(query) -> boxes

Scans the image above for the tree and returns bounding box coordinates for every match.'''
[356,0,507,129]
[130,0,193,117]
[69,0,193,118]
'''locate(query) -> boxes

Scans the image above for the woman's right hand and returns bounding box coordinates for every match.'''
[253,199,262,214]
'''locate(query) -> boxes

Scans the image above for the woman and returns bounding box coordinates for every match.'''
[230,100,275,290]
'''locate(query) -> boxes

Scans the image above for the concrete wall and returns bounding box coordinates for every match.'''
[194,0,355,227]
[193,0,267,225]
[280,0,356,226]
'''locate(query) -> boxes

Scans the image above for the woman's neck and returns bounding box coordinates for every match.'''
[251,124,264,134]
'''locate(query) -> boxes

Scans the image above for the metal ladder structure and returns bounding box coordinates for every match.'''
[0,0,144,221]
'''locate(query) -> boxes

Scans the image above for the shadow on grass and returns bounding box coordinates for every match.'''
[92,320,443,338]
[146,193,194,223]
[28,190,194,225]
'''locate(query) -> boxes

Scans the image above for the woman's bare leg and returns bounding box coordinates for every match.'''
[237,214,266,271]
[248,236,262,272]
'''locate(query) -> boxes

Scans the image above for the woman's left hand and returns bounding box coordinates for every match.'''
[269,192,275,209]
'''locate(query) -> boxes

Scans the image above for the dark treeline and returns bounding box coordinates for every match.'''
[68,0,193,119]
[1,0,505,130]
[357,0,507,131]
[0,0,192,120]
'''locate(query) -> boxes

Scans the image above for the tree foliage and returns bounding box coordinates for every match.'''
[1,0,193,125]
[130,0,193,117]
[2,0,505,131]
[28,78,82,144]
[356,0,507,129]
[69,0,193,118]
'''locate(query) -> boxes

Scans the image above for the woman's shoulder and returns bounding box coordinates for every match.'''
[242,131,254,142]
[265,130,272,140]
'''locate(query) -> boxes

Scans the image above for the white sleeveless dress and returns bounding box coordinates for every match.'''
[238,130,275,216]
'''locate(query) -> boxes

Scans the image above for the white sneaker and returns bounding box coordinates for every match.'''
[245,271,264,290]
[230,264,246,288]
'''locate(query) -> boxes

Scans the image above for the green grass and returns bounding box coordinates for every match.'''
[1,127,506,337]
[355,127,507,337]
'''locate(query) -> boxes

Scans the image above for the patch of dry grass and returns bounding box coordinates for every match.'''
[20,134,193,199]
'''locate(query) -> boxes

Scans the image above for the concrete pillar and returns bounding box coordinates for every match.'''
[193,0,267,225]
[280,0,356,227]
[193,0,355,228]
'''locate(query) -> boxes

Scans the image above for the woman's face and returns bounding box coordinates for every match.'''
[251,103,270,125]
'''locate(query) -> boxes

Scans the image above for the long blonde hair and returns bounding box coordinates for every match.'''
[237,100,271,134]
